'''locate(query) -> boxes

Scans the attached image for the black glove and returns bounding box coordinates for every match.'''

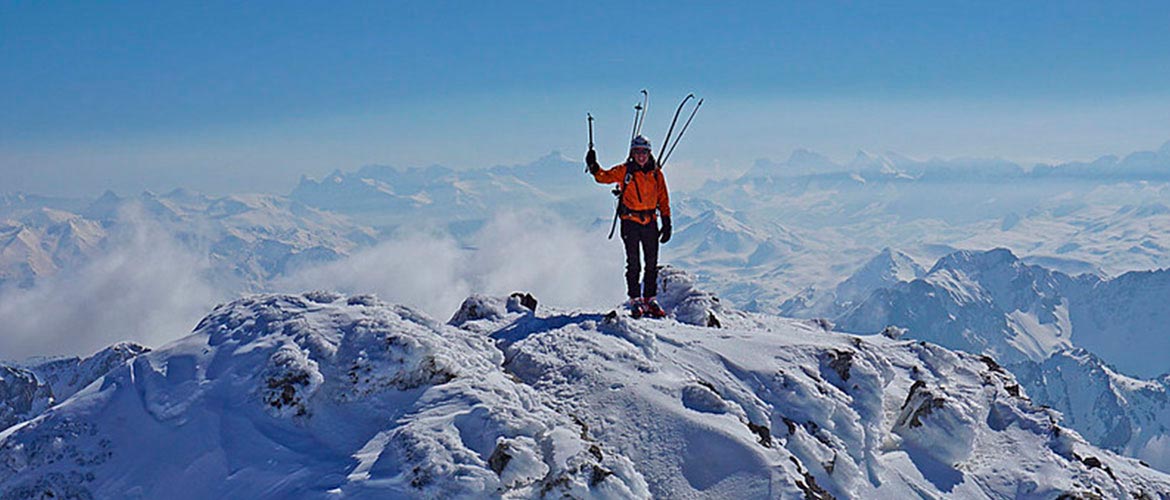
[585,149,599,174]
[659,215,672,243]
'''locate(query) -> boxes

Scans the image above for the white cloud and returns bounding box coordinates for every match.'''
[1139,434,1170,474]
[0,205,222,360]
[467,211,624,311]
[276,229,472,320]
[278,211,626,320]
[0,207,634,361]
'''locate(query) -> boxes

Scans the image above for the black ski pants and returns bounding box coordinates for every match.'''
[620,218,659,299]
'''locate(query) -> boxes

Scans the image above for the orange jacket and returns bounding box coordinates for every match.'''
[593,162,671,225]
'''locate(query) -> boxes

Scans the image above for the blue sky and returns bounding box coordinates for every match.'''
[3,1,1170,196]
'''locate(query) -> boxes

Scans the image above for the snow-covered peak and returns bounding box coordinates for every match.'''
[927,247,1020,276]
[696,208,753,233]
[847,150,900,175]
[858,250,925,292]
[839,248,1075,364]
[838,248,924,298]
[18,208,77,228]
[778,248,924,320]
[671,208,766,256]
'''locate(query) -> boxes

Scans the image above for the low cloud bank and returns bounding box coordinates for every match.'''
[0,206,222,360]
[0,209,630,361]
[280,211,626,319]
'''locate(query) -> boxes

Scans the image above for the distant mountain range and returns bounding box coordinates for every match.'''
[830,247,1170,379]
[0,190,375,293]
[290,152,605,227]
[732,140,1170,182]
[10,140,1170,325]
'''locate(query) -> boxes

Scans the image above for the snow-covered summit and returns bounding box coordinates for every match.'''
[838,248,924,300]
[3,270,1169,498]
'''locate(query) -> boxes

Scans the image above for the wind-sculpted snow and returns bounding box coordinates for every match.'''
[0,292,648,499]
[654,265,747,329]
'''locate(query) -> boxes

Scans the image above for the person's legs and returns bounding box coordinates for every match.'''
[642,219,660,298]
[620,219,642,299]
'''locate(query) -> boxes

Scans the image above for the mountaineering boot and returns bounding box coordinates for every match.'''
[643,297,666,319]
[628,297,645,319]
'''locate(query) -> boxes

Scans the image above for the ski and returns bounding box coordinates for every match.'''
[630,89,648,143]
[656,93,694,165]
[661,98,703,165]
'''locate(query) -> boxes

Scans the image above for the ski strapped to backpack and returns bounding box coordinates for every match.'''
[630,89,648,143]
[661,95,703,166]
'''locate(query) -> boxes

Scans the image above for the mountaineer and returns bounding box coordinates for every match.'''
[586,135,671,318]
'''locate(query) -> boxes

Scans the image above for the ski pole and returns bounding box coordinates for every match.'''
[585,113,594,173]
[661,98,703,165]
[588,113,594,151]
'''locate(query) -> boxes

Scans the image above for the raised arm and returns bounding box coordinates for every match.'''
[592,162,626,184]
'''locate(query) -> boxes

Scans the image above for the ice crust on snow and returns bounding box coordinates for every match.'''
[654,265,745,329]
[2,270,1170,498]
